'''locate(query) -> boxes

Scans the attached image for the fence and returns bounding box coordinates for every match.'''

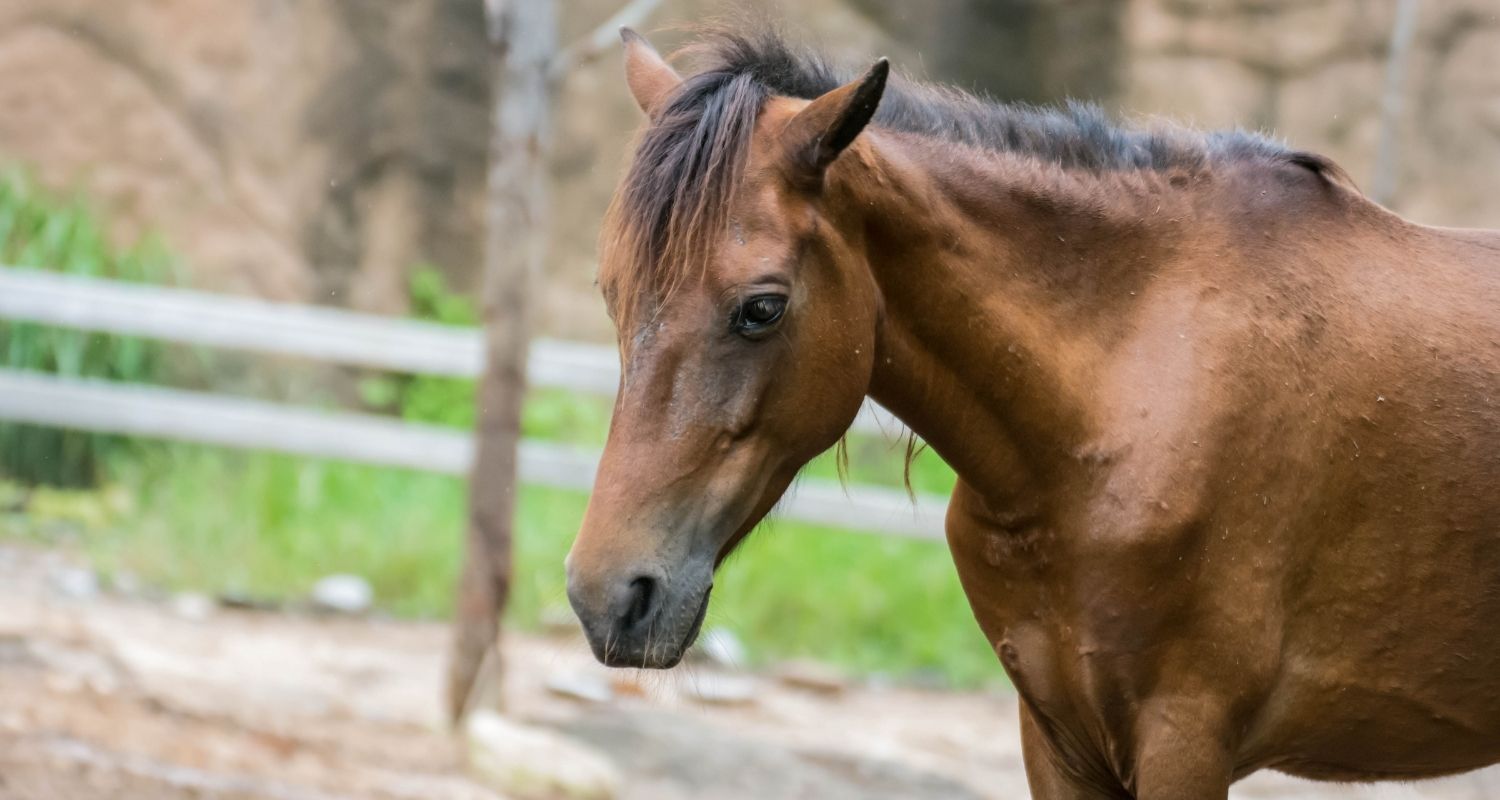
[0,266,948,539]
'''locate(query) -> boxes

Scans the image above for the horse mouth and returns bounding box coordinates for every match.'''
[648,585,712,669]
[679,586,711,656]
[595,584,712,670]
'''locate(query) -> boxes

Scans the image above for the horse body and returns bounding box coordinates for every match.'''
[855,132,1500,793]
[567,29,1500,798]
[1240,222,1500,780]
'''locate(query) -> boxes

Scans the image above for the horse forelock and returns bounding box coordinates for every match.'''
[600,64,768,331]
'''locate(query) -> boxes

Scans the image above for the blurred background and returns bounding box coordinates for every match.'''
[0,1,1496,798]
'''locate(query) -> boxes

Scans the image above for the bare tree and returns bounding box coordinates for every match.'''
[449,0,662,723]
[447,0,555,723]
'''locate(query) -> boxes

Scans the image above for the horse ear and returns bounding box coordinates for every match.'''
[781,58,889,179]
[621,27,682,118]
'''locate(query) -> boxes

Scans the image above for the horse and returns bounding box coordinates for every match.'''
[563,26,1500,799]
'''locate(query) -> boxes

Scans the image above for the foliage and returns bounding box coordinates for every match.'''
[361,268,619,444]
[356,267,478,428]
[0,171,181,487]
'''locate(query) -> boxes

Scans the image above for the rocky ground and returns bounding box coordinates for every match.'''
[0,542,1497,800]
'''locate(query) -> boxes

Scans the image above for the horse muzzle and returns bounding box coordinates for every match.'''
[566,565,712,669]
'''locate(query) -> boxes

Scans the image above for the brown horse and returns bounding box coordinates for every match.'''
[564,27,1500,799]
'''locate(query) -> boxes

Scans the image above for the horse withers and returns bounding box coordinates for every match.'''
[564,27,1500,799]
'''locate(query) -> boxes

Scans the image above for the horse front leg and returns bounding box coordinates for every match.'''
[1020,702,1131,799]
[1021,695,1236,800]
[1126,697,1234,800]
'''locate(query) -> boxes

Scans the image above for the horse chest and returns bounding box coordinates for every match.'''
[946,499,1152,699]
[946,484,1190,636]
[978,584,1149,779]
[945,484,1219,759]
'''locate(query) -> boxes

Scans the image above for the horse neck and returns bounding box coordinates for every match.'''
[833,133,1189,509]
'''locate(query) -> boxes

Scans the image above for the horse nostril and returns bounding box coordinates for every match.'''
[620,575,658,630]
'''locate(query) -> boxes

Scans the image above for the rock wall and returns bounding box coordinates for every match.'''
[1124,0,1500,227]
[0,0,490,312]
[846,0,1124,103]
[0,1,1495,338]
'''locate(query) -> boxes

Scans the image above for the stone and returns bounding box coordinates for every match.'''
[1275,58,1385,178]
[216,589,280,612]
[907,669,953,691]
[170,592,215,622]
[0,1,491,311]
[310,574,373,615]
[107,570,142,597]
[0,635,36,667]
[1125,54,1269,130]
[773,659,847,696]
[48,567,98,600]
[538,604,582,636]
[681,672,757,706]
[545,671,615,704]
[464,710,621,800]
[693,627,748,667]
[607,672,648,698]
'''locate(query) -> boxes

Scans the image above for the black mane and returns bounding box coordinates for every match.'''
[601,28,1346,325]
[689,28,1324,175]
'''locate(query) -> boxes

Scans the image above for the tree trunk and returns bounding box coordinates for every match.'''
[448,0,556,723]
[1372,0,1422,206]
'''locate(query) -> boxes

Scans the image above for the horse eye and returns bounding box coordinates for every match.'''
[732,294,787,337]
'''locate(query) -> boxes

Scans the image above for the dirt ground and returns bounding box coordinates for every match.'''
[1,543,1497,800]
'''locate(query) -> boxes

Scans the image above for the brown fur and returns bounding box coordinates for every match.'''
[568,29,1500,799]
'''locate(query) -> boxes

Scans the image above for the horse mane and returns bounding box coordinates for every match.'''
[600,27,1351,326]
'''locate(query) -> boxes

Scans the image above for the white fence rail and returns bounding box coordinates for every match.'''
[0,266,946,539]
[0,267,902,435]
[0,370,945,539]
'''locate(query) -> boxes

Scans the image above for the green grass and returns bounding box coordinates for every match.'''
[0,170,184,487]
[4,401,999,686]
